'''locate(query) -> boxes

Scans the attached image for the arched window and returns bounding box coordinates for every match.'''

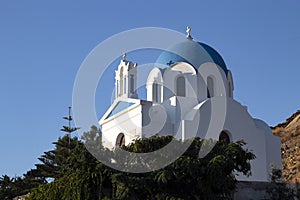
[116,133,125,147]
[119,67,123,95]
[207,76,214,98]
[152,82,159,103]
[219,131,230,144]
[176,76,185,97]
[130,75,134,93]
[124,76,127,94]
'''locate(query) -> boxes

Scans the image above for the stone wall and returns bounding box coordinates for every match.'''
[272,110,300,183]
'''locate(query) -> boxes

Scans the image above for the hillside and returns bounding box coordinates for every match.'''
[272,110,300,183]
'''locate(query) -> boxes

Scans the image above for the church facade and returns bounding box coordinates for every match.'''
[99,28,281,182]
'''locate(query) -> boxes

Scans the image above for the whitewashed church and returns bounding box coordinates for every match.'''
[99,27,281,182]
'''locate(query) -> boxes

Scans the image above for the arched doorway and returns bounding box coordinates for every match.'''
[116,133,125,147]
[219,131,230,144]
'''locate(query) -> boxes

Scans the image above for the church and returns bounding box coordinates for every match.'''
[99,27,281,182]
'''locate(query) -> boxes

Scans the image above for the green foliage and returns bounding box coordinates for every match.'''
[28,126,112,200]
[29,169,107,200]
[35,135,83,179]
[22,128,255,200]
[0,175,14,199]
[110,137,255,200]
[0,169,46,199]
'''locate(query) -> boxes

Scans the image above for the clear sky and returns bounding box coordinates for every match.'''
[0,1,300,177]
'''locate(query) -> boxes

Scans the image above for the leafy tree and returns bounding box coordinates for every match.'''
[111,137,255,200]
[29,127,112,200]
[28,133,255,200]
[81,125,102,146]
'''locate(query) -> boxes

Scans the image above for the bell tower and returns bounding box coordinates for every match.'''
[115,53,138,99]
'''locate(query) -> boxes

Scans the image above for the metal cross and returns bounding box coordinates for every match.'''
[167,60,174,66]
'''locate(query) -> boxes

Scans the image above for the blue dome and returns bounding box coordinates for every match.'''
[156,39,227,75]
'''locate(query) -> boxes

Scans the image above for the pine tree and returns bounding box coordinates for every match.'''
[36,107,80,179]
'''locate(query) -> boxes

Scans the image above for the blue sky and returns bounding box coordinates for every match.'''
[0,1,299,177]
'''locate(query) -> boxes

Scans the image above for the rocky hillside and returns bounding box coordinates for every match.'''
[272,110,300,183]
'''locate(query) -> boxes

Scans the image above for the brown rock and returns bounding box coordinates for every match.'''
[272,110,300,183]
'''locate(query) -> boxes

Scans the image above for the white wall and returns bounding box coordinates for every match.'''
[100,101,144,149]
[254,119,282,174]
[198,62,230,99]
[180,96,281,182]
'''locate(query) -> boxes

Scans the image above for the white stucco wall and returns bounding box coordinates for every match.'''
[100,99,151,149]
[254,119,282,174]
[181,97,281,182]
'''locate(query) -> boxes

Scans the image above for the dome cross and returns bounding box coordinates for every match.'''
[122,52,126,61]
[186,26,193,40]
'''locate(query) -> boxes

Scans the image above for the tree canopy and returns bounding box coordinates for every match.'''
[25,128,255,200]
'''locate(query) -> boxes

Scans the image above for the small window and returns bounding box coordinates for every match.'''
[152,82,159,103]
[120,67,123,95]
[130,75,134,93]
[207,76,214,98]
[124,77,127,94]
[176,76,185,97]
